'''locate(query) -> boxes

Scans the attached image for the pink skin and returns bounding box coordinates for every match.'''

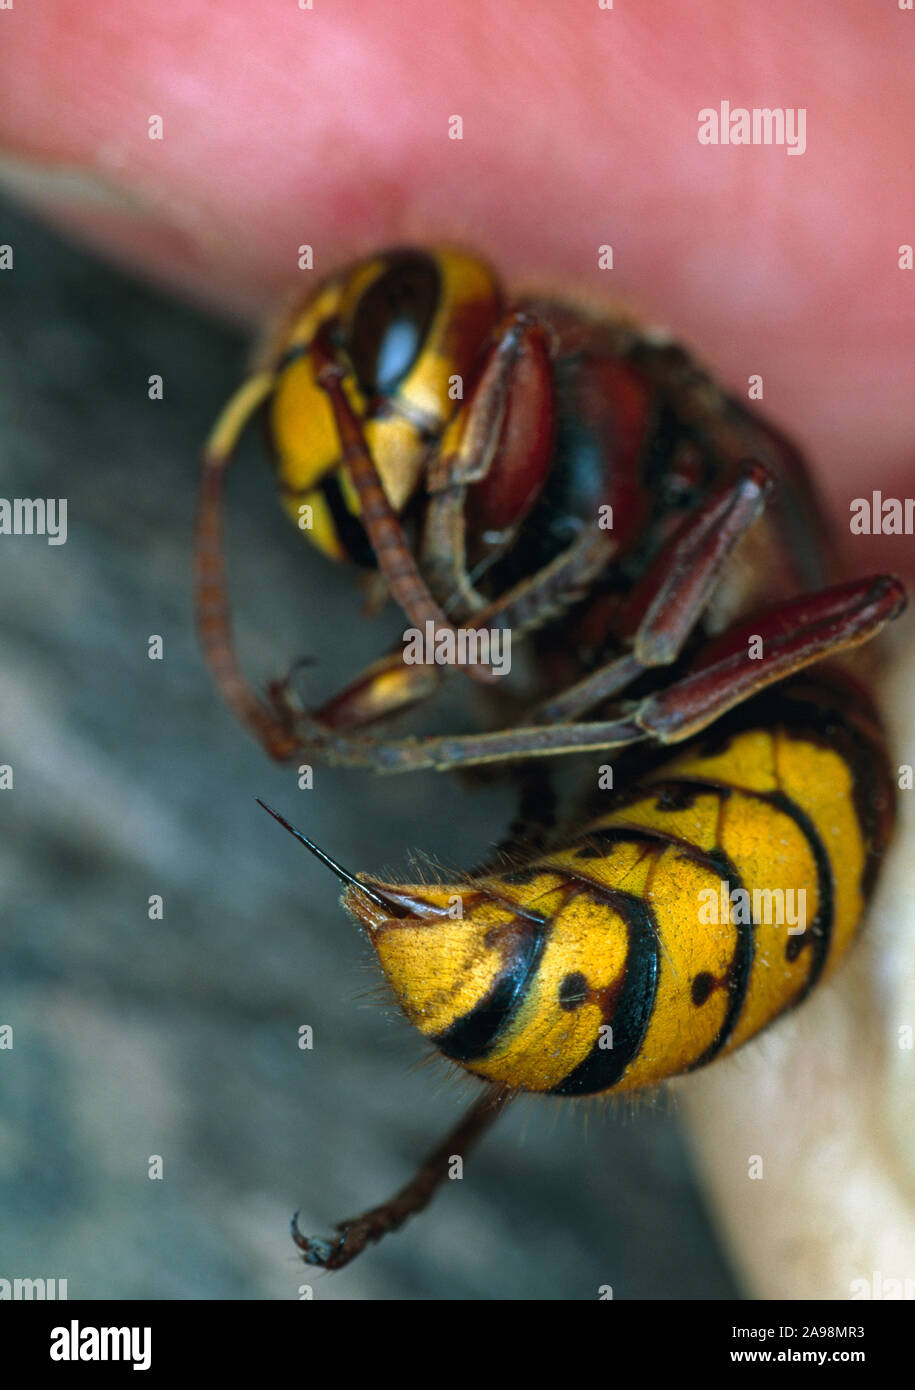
[2,0,913,1295]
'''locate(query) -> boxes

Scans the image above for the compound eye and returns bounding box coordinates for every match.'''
[347,254,440,395]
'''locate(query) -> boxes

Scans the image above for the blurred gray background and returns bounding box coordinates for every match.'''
[0,199,739,1300]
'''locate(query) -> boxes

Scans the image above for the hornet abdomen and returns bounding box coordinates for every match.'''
[348,672,894,1096]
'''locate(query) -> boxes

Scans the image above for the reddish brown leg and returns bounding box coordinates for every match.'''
[292,654,441,732]
[537,459,772,722]
[310,326,502,684]
[195,372,301,761]
[277,457,767,749]
[196,319,595,753]
[270,524,614,735]
[419,311,554,619]
[484,521,615,639]
[637,574,906,740]
[284,708,646,770]
[276,571,904,772]
[292,1085,512,1270]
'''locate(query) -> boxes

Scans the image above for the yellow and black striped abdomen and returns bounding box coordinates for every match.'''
[349,673,894,1096]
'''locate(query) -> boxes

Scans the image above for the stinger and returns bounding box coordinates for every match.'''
[256,798,397,911]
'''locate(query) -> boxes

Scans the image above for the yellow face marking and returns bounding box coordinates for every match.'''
[268,249,502,556]
[276,282,346,356]
[278,488,345,561]
[390,251,502,424]
[360,415,429,512]
[271,358,366,496]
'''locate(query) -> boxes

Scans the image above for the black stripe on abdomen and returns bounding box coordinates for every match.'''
[767,789,834,1000]
[433,910,548,1063]
[575,821,753,1070]
[551,879,661,1096]
[642,776,836,1007]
